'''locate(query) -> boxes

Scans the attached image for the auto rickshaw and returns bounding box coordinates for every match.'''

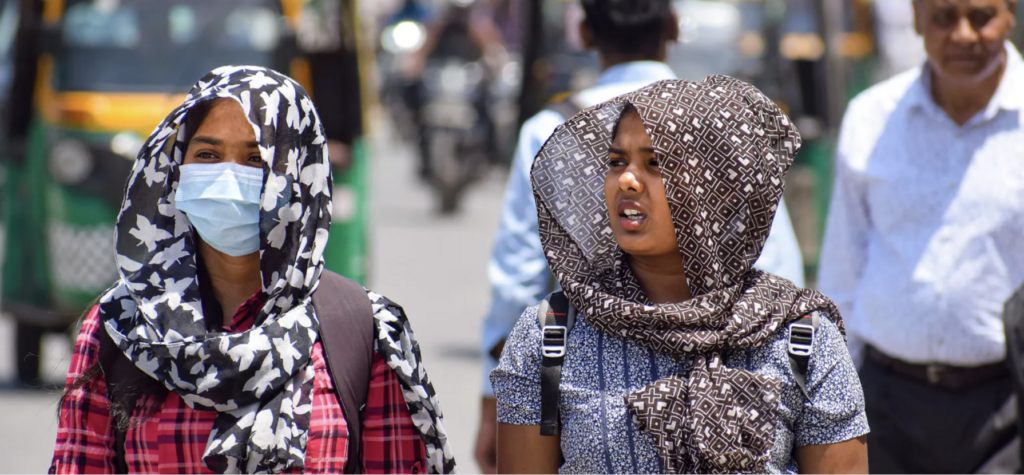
[2,0,371,385]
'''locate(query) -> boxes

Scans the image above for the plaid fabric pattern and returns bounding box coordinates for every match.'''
[52,304,427,474]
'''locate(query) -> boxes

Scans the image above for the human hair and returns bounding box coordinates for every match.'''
[581,0,673,57]
[59,101,221,431]
[183,99,216,147]
[611,103,640,140]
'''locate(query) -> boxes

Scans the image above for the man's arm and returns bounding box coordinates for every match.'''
[480,111,564,396]
[476,112,564,472]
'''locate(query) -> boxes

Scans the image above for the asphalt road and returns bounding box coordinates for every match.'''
[0,116,506,473]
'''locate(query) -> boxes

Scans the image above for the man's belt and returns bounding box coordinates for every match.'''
[867,346,1009,391]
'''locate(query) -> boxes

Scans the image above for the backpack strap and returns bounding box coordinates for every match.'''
[545,95,584,122]
[312,270,376,474]
[787,312,820,401]
[113,425,128,474]
[537,291,576,436]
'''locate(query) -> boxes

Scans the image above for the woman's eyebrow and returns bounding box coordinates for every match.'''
[191,136,260,149]
[609,146,657,155]
[191,136,221,146]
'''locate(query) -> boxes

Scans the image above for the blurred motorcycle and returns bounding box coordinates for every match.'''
[419,57,492,214]
[379,17,428,141]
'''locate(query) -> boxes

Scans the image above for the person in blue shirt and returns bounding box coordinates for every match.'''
[473,0,806,471]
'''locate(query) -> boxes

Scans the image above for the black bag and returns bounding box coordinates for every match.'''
[106,270,375,474]
[1001,284,1024,473]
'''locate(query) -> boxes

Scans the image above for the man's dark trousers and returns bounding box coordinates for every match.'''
[861,353,1017,473]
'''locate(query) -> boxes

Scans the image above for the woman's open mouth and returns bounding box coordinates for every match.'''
[617,201,647,231]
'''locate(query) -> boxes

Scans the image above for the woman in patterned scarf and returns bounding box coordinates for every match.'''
[492,76,869,473]
[51,66,455,474]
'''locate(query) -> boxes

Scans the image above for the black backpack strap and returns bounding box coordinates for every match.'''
[537,291,576,436]
[545,95,584,122]
[113,426,128,474]
[788,312,820,401]
[313,270,376,474]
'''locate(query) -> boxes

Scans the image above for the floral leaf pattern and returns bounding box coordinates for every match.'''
[367,291,457,474]
[98,65,455,474]
[99,66,330,474]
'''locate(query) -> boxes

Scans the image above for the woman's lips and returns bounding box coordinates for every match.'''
[617,200,647,232]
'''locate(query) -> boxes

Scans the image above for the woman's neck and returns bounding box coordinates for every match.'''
[198,243,262,326]
[629,252,691,304]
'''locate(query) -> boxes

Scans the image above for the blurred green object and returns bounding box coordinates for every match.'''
[324,139,370,285]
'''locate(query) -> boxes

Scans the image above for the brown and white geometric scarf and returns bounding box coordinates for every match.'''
[531,76,844,473]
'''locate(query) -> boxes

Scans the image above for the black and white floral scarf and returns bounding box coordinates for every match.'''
[532,76,844,473]
[96,66,452,474]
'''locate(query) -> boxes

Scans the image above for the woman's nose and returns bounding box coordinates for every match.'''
[618,167,644,193]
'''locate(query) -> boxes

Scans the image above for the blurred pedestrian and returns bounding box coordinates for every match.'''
[50,66,455,474]
[474,0,807,471]
[818,0,1024,472]
[492,78,868,473]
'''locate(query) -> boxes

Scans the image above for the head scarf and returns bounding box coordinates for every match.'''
[99,66,331,473]
[532,76,843,473]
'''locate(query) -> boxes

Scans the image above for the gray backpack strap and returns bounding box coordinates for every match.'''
[313,270,376,474]
[537,291,576,436]
[788,312,820,401]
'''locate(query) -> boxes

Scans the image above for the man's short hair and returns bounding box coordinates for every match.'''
[581,0,673,56]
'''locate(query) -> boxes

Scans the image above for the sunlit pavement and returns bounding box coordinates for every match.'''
[0,113,506,473]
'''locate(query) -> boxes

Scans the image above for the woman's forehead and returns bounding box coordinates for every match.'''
[193,100,255,137]
[612,107,654,148]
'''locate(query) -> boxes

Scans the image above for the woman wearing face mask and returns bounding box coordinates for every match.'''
[491,77,869,473]
[50,66,455,474]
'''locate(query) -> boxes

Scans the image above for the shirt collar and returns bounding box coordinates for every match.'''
[595,61,677,87]
[910,41,1024,117]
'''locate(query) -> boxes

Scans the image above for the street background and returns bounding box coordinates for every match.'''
[0,113,503,473]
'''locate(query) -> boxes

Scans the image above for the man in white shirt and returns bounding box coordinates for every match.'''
[818,0,1024,471]
[473,0,807,471]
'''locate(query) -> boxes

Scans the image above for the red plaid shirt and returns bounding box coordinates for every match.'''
[51,299,427,474]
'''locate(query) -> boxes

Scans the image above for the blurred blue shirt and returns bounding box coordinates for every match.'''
[480,61,805,396]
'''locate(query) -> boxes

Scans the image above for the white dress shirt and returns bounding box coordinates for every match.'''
[480,61,806,396]
[818,42,1024,367]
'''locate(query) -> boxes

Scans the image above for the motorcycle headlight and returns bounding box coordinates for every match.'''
[110,132,144,160]
[381,21,426,54]
[49,139,94,185]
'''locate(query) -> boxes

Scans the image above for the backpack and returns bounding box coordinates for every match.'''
[536,291,819,436]
[105,270,375,474]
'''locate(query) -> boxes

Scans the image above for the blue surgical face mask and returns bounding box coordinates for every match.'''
[175,162,265,257]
